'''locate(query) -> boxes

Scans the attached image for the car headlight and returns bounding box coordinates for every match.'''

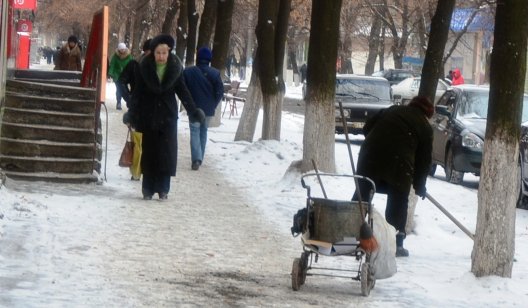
[335,109,350,118]
[462,132,483,151]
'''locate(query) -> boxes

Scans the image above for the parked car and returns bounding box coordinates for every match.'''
[391,77,449,105]
[372,69,418,86]
[333,74,393,134]
[430,85,528,208]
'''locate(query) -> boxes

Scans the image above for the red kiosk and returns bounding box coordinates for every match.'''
[4,0,37,70]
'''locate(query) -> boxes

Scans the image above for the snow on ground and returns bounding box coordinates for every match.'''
[1,60,528,306]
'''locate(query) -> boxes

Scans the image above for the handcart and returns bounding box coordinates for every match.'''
[290,173,377,296]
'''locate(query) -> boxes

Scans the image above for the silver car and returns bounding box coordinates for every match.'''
[392,77,449,105]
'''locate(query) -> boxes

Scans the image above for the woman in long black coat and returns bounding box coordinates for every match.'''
[129,34,204,200]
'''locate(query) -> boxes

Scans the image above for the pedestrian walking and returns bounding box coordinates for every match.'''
[109,42,133,110]
[354,96,434,257]
[183,47,224,171]
[54,35,82,71]
[300,63,307,83]
[445,70,453,84]
[451,68,465,86]
[127,34,205,200]
[120,39,152,181]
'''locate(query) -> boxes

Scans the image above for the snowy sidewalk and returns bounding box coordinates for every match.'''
[1,106,358,306]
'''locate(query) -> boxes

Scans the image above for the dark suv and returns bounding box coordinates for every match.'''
[372,69,417,86]
[333,75,393,134]
[430,85,528,207]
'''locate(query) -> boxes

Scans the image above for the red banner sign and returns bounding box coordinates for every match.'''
[16,20,32,33]
[12,0,36,10]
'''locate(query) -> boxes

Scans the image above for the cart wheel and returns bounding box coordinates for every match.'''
[291,258,303,291]
[360,263,374,296]
[300,252,309,285]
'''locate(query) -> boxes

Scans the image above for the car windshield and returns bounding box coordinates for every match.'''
[335,78,391,100]
[456,90,489,119]
[457,89,528,122]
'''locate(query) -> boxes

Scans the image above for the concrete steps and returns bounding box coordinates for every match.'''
[0,72,102,183]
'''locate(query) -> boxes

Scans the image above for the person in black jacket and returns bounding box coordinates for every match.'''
[120,39,151,181]
[119,39,152,108]
[183,47,225,170]
[355,96,434,257]
[128,34,205,200]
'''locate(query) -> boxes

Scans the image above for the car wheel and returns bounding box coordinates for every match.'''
[445,148,464,184]
[429,164,437,176]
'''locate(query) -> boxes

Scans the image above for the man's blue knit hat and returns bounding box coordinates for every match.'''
[197,47,212,62]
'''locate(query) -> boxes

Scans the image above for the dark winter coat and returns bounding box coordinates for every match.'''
[182,62,224,116]
[117,59,138,107]
[54,44,82,71]
[357,105,433,194]
[129,53,197,177]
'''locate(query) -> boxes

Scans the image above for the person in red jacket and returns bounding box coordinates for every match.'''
[451,68,465,85]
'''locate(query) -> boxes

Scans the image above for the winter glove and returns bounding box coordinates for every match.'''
[189,108,206,124]
[414,186,427,200]
[122,111,131,125]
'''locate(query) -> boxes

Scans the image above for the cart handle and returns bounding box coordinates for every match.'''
[301,173,376,200]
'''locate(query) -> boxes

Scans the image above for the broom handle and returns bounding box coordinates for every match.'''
[425,193,475,241]
[311,159,328,199]
[338,101,366,219]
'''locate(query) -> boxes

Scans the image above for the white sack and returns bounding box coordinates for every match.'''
[370,209,397,279]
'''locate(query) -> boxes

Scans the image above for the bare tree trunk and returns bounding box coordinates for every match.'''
[234,32,259,142]
[365,14,382,75]
[418,0,455,103]
[379,25,385,71]
[260,0,290,141]
[338,34,352,74]
[235,66,263,142]
[176,0,188,61]
[299,0,342,173]
[124,16,132,51]
[209,0,234,128]
[472,0,527,278]
[287,27,299,75]
[186,0,199,66]
[161,0,179,35]
[255,0,280,140]
[244,12,255,80]
[416,6,428,58]
[197,0,218,49]
[132,0,153,58]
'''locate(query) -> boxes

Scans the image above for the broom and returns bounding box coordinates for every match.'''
[311,159,328,199]
[338,102,378,253]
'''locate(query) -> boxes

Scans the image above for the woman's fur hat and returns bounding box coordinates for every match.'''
[150,34,175,51]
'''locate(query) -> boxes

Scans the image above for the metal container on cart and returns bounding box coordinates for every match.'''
[291,173,376,296]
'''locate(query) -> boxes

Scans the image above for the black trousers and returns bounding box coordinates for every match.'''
[354,178,409,233]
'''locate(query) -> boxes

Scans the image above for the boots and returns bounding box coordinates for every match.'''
[396,231,409,257]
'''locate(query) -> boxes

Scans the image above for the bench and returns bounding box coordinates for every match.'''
[222,81,245,118]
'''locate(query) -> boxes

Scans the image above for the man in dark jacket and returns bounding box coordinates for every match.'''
[355,96,434,257]
[183,47,225,171]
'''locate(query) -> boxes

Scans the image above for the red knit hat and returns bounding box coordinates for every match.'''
[409,96,434,118]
